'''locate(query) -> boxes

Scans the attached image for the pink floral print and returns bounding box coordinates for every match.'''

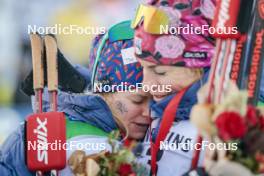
[155,36,185,58]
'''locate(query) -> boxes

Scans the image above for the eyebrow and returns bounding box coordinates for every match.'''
[137,95,149,99]
[147,65,157,69]
[137,58,158,69]
[130,95,146,100]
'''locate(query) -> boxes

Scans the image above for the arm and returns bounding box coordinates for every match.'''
[0,124,34,176]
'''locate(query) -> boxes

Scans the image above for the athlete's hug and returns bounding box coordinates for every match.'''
[1,0,264,176]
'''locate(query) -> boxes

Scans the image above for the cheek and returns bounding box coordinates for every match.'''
[170,79,189,91]
[163,72,197,91]
[114,101,129,116]
[142,68,156,85]
[157,77,183,92]
[123,104,142,123]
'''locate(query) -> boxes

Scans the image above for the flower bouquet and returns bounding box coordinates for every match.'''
[191,82,264,175]
[68,131,147,176]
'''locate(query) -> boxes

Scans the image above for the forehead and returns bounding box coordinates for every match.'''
[137,58,157,67]
[137,58,174,70]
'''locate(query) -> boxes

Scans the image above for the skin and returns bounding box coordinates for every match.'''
[137,58,202,102]
[105,90,151,140]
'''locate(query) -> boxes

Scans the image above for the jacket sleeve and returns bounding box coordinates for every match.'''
[31,65,92,113]
[0,124,34,176]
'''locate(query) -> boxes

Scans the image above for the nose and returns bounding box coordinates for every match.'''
[142,68,158,94]
[142,104,149,117]
[142,98,150,119]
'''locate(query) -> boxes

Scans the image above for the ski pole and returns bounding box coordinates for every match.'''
[44,34,59,176]
[30,33,45,176]
[26,34,66,176]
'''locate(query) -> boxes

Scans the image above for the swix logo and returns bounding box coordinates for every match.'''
[34,117,48,165]
[216,0,231,28]
[259,0,264,20]
[248,30,264,98]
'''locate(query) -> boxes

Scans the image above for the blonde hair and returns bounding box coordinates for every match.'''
[189,68,204,78]
[190,68,205,89]
[99,93,129,140]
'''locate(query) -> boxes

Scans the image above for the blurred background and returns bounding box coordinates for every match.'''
[0,0,142,145]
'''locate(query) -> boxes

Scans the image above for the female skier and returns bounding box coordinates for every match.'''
[0,21,150,176]
[131,0,216,175]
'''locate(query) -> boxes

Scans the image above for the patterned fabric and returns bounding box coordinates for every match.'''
[135,0,216,68]
[89,34,143,92]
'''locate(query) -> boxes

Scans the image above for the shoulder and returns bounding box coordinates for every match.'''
[0,123,34,176]
[1,123,25,156]
[66,119,109,139]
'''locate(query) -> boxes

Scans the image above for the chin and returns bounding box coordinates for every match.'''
[129,133,146,140]
[153,93,171,102]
